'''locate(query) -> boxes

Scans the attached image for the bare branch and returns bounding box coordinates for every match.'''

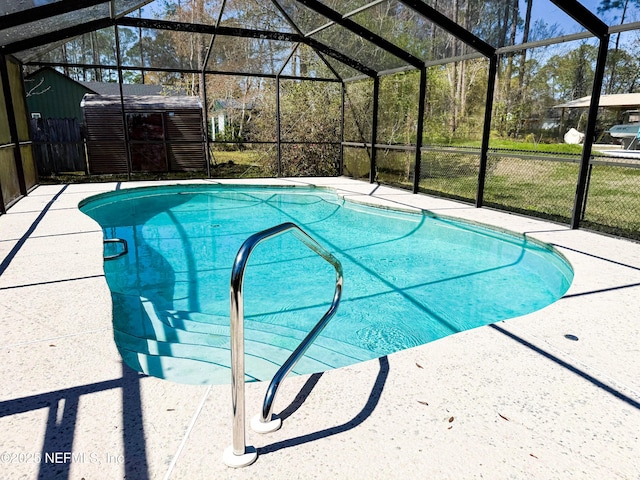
[25,77,52,97]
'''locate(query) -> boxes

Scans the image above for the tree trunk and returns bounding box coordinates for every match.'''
[430,0,438,59]
[504,0,518,95]
[448,0,460,134]
[458,1,471,120]
[91,31,102,82]
[61,44,70,77]
[502,0,519,134]
[518,0,532,92]
[238,78,250,140]
[82,35,87,81]
[607,0,629,94]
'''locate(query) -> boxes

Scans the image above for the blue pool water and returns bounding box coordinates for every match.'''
[80,184,573,385]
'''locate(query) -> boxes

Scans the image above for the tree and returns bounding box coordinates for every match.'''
[598,0,640,93]
[542,43,597,101]
[600,44,640,93]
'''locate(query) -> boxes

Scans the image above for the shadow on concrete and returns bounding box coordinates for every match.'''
[0,274,105,291]
[490,324,640,411]
[0,185,68,277]
[0,363,150,480]
[278,372,324,422]
[561,281,640,299]
[553,244,640,271]
[258,356,389,456]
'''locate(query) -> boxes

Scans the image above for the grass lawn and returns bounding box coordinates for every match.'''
[581,164,640,238]
[209,149,270,178]
[483,158,578,223]
[373,146,640,240]
[458,139,584,155]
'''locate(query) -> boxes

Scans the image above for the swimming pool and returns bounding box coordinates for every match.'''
[80,184,573,385]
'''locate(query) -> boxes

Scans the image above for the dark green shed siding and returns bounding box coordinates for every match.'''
[25,68,93,121]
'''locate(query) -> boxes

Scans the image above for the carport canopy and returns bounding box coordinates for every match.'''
[554,93,640,110]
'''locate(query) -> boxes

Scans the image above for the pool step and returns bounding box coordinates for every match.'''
[113,297,373,384]
[158,307,374,366]
[114,329,308,384]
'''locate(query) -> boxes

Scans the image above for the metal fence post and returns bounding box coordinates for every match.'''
[413,66,427,194]
[571,37,608,229]
[370,76,379,183]
[476,54,497,208]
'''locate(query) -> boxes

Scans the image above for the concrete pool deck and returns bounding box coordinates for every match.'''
[1,177,639,479]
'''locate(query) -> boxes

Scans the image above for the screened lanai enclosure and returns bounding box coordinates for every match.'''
[1,0,640,238]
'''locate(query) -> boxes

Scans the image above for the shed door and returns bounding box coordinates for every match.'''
[127,112,168,172]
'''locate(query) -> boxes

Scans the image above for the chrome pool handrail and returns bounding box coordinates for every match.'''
[257,268,342,425]
[225,222,343,468]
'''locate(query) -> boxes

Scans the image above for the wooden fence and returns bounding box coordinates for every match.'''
[30,118,87,174]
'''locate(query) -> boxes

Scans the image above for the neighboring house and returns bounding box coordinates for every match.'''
[24,67,168,122]
[24,68,96,174]
[210,98,253,140]
[25,67,92,122]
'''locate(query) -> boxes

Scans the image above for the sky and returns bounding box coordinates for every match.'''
[527,0,638,34]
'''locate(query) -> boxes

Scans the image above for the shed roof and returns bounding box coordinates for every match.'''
[80,94,202,110]
[78,81,165,96]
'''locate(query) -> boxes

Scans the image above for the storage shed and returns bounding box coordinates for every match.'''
[81,95,205,174]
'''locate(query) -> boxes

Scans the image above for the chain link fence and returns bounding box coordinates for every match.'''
[344,145,640,241]
[483,151,579,224]
[418,147,480,203]
[278,143,341,177]
[343,146,371,180]
[376,149,414,188]
[581,156,640,240]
